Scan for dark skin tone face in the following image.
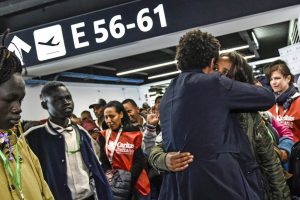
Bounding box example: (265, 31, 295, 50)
(0, 73, 25, 130)
(42, 86, 74, 127)
(123, 102, 142, 124)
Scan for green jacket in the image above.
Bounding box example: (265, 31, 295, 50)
(148, 133, 169, 172)
(238, 112, 290, 200)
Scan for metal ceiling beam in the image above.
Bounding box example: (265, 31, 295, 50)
(160, 49, 175, 56)
(59, 72, 144, 84)
(90, 65, 117, 71)
(0, 0, 60, 17)
(288, 19, 300, 44)
(90, 65, 148, 75)
(239, 31, 260, 58)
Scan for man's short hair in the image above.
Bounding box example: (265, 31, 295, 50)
(155, 96, 162, 104)
(41, 81, 66, 99)
(176, 29, 220, 71)
(122, 99, 138, 108)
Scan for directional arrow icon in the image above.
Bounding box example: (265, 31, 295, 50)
(8, 36, 31, 65)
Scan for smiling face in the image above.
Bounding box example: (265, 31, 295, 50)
(0, 73, 25, 130)
(44, 86, 74, 120)
(122, 102, 140, 123)
(270, 70, 291, 94)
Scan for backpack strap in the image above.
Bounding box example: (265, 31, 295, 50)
(258, 113, 279, 144)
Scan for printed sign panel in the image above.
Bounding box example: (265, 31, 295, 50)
(4, 0, 299, 67)
(279, 43, 300, 75)
(33, 25, 66, 61)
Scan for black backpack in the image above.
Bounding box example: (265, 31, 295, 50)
(289, 141, 300, 196)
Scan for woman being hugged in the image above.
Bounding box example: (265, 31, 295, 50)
(99, 101, 150, 200)
(218, 52, 290, 200)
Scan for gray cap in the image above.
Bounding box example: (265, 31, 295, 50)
(89, 98, 107, 109)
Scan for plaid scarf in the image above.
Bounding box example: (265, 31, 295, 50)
(275, 85, 298, 110)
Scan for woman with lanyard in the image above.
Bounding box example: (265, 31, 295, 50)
(0, 30, 54, 200)
(98, 101, 150, 200)
(265, 60, 300, 144)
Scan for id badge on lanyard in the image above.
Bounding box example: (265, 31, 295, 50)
(105, 127, 123, 164)
(275, 103, 288, 122)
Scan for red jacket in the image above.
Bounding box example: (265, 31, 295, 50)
(100, 128, 150, 196)
(269, 96, 300, 142)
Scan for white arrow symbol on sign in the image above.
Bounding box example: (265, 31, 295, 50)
(8, 36, 32, 65)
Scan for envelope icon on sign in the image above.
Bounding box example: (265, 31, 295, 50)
(34, 25, 66, 61)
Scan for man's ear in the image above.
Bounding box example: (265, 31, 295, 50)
(40, 94, 48, 110)
(202, 58, 216, 74)
(41, 100, 48, 110)
(209, 58, 216, 72)
(287, 75, 292, 83)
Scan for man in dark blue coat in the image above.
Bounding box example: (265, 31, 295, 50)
(159, 30, 275, 200)
(25, 82, 113, 200)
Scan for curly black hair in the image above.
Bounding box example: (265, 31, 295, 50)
(220, 51, 254, 84)
(0, 30, 22, 85)
(176, 30, 220, 70)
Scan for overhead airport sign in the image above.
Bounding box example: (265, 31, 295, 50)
(4, 0, 300, 67)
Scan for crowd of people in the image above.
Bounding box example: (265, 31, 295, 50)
(1, 28, 300, 200)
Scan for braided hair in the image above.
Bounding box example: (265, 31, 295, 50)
(0, 30, 22, 85)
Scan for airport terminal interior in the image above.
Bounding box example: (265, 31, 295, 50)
(1, 1, 300, 200)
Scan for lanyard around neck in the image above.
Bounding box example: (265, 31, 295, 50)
(0, 144, 24, 199)
(65, 128, 80, 154)
(105, 127, 123, 164)
(275, 103, 288, 117)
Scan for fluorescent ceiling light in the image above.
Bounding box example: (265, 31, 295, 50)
(148, 56, 281, 80)
(251, 32, 259, 48)
(244, 55, 256, 59)
(148, 54, 257, 80)
(248, 56, 280, 68)
(148, 70, 181, 80)
(117, 60, 176, 76)
(118, 45, 250, 76)
(219, 45, 249, 54)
